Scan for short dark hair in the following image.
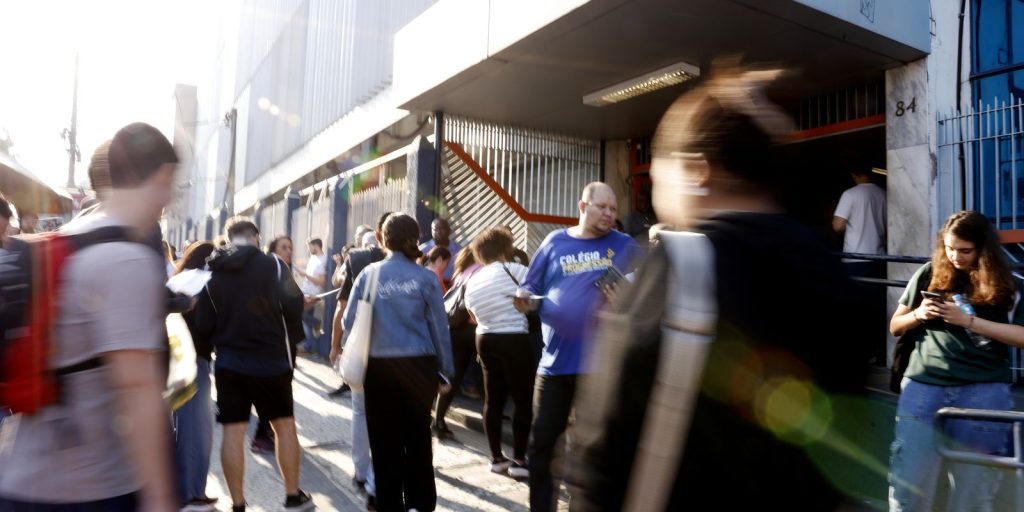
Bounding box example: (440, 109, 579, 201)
(0, 195, 11, 220)
(307, 237, 323, 249)
(107, 123, 178, 188)
(471, 227, 514, 264)
(225, 216, 259, 239)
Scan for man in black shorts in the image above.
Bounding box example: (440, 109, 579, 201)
(195, 217, 313, 511)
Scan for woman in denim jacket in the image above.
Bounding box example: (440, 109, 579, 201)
(889, 210, 1024, 511)
(342, 213, 454, 512)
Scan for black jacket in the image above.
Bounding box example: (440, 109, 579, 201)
(194, 244, 304, 376)
(569, 212, 872, 511)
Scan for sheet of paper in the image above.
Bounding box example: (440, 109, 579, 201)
(166, 269, 213, 297)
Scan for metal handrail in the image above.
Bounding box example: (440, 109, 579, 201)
(934, 407, 1024, 508)
(839, 252, 929, 264)
(838, 253, 1024, 288)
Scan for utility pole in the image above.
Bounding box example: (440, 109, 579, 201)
(222, 108, 238, 214)
(63, 52, 81, 188)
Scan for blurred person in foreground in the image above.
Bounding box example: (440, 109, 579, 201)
(0, 122, 180, 511)
(568, 62, 870, 511)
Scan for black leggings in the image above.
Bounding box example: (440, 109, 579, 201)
(434, 323, 476, 426)
(476, 332, 535, 460)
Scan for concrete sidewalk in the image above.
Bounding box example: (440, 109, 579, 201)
(202, 356, 568, 511)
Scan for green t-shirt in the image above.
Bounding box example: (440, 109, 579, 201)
(900, 262, 1020, 386)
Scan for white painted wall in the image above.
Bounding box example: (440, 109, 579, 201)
(883, 0, 971, 364)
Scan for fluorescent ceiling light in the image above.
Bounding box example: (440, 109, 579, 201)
(583, 61, 701, 107)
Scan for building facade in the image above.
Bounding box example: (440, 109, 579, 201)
(170, 0, 1021, 359)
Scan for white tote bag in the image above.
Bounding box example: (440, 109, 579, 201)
(340, 263, 380, 392)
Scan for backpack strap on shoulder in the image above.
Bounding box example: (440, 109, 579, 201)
(623, 230, 718, 512)
(67, 226, 134, 250)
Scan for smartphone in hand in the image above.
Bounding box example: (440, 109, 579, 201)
(921, 291, 946, 302)
(594, 265, 625, 290)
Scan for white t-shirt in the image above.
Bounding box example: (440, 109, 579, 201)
(834, 182, 886, 256)
(0, 213, 166, 502)
(465, 262, 529, 334)
(301, 253, 327, 296)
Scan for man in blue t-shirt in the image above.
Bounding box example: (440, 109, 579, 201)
(514, 182, 641, 512)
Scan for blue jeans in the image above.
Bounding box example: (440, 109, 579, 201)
(889, 379, 1012, 511)
(173, 358, 214, 504)
(352, 391, 377, 496)
(301, 308, 321, 354)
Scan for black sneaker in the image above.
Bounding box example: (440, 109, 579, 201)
(328, 383, 351, 397)
(366, 494, 377, 511)
(284, 489, 315, 510)
(231, 503, 246, 512)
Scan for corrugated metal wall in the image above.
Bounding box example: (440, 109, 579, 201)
(238, 0, 437, 183)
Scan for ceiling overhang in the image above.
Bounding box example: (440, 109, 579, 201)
(394, 0, 929, 140)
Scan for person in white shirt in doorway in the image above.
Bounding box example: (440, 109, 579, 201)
(833, 163, 886, 271)
(833, 160, 888, 362)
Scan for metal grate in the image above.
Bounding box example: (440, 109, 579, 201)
(444, 116, 601, 219)
(347, 178, 410, 242)
(937, 97, 1024, 229)
(796, 81, 885, 131)
(442, 145, 569, 255)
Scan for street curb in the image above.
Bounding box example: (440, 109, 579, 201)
(444, 396, 519, 448)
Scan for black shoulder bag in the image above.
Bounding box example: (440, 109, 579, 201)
(890, 267, 931, 393)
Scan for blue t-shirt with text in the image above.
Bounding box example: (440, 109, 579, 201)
(522, 229, 641, 376)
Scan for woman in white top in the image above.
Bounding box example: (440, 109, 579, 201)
(464, 227, 533, 479)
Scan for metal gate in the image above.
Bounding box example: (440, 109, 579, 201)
(937, 96, 1024, 380)
(937, 97, 1024, 229)
(442, 116, 601, 254)
(347, 177, 410, 240)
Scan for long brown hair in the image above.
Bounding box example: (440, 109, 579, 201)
(452, 245, 477, 282)
(175, 241, 215, 274)
(928, 211, 1014, 306)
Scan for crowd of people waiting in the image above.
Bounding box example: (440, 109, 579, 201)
(3, 60, 1024, 512)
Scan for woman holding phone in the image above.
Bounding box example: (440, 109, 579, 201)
(889, 210, 1024, 510)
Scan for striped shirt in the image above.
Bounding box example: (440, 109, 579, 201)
(465, 262, 529, 334)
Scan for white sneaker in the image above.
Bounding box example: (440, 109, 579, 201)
(508, 461, 529, 479)
(490, 458, 511, 474)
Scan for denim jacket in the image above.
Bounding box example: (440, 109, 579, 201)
(341, 252, 454, 377)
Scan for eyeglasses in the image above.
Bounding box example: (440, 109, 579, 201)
(587, 202, 618, 214)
